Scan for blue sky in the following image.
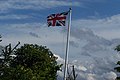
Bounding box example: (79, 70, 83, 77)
(1, 0, 120, 80)
(0, 0, 120, 23)
(0, 0, 120, 53)
(0, 0, 120, 35)
(0, 1, 119, 22)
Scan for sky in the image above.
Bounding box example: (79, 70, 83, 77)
(0, 0, 120, 40)
(0, 0, 120, 80)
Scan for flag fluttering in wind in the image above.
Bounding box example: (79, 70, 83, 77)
(47, 8, 72, 80)
(47, 11, 69, 27)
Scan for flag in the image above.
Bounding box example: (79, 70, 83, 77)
(47, 11, 69, 27)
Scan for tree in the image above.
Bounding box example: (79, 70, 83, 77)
(67, 65, 78, 80)
(114, 45, 120, 80)
(0, 42, 20, 66)
(0, 44, 62, 80)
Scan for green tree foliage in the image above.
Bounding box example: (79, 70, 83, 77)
(0, 44, 62, 80)
(114, 45, 120, 80)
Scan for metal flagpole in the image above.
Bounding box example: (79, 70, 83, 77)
(63, 8, 72, 80)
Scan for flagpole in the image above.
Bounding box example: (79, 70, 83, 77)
(64, 8, 72, 80)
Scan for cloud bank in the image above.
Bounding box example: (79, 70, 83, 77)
(0, 0, 81, 11)
(73, 14, 120, 40)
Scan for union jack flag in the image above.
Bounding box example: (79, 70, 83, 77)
(47, 11, 69, 27)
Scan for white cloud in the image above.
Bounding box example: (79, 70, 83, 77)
(86, 73, 96, 80)
(0, 22, 44, 29)
(0, 14, 31, 20)
(0, 0, 81, 11)
(55, 53, 119, 80)
(54, 54, 64, 64)
(77, 65, 87, 71)
(73, 14, 120, 40)
(102, 71, 117, 80)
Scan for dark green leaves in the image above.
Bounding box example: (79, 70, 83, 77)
(0, 44, 62, 80)
(114, 45, 120, 80)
